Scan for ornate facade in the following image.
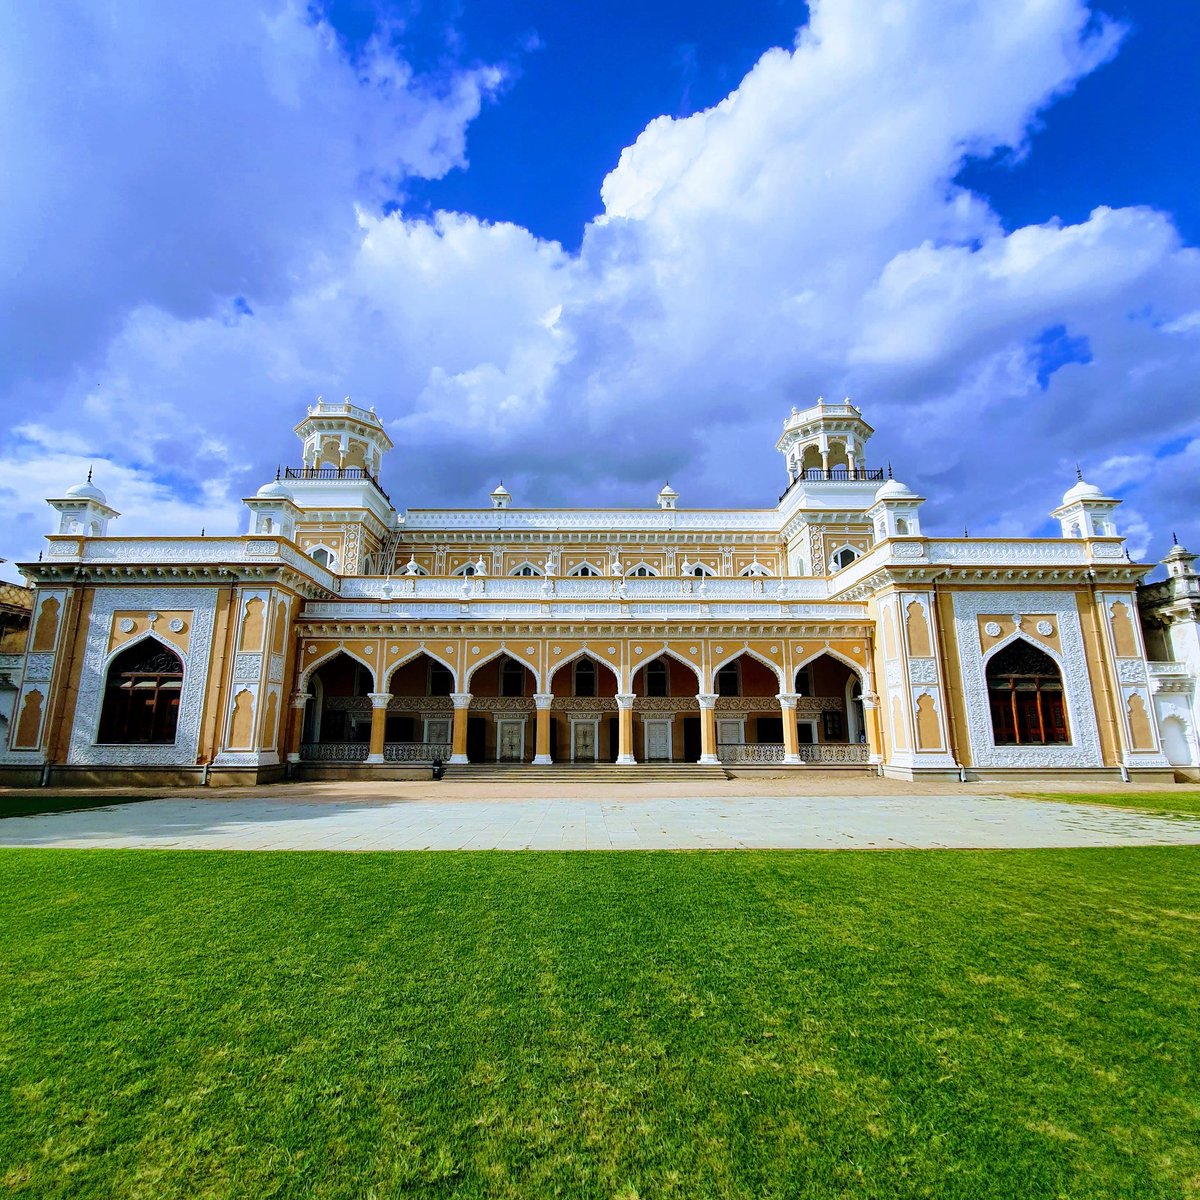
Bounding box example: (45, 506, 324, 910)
(2, 397, 1196, 786)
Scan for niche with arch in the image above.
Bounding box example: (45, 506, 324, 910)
(98, 639, 184, 744)
(986, 640, 1068, 746)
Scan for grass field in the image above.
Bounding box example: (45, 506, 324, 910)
(1, 848, 1197, 1199)
(1025, 790, 1200, 817)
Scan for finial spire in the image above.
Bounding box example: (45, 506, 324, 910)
(887, 462, 893, 479)
(1075, 463, 1083, 481)
(1173, 531, 1179, 545)
(87, 465, 93, 484)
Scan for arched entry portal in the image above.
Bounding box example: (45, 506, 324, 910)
(630, 653, 703, 762)
(789, 653, 868, 762)
(384, 652, 458, 760)
(466, 653, 539, 762)
(301, 652, 373, 758)
(548, 653, 620, 762)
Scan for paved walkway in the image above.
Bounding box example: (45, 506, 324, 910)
(2, 794, 1198, 851)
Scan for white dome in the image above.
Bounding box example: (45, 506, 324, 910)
(491, 482, 511, 497)
(65, 480, 107, 504)
(658, 482, 678, 497)
(873, 477, 916, 502)
(1062, 478, 1105, 505)
(256, 479, 294, 500)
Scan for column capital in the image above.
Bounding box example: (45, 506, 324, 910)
(450, 692, 473, 709)
(533, 692, 555, 710)
(776, 691, 799, 708)
(860, 692, 880, 709)
(615, 693, 636, 710)
(289, 691, 311, 710)
(367, 692, 392, 709)
(696, 692, 719, 710)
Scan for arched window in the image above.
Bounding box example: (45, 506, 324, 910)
(453, 563, 477, 577)
(311, 546, 337, 570)
(428, 662, 453, 697)
(569, 563, 601, 577)
(716, 661, 740, 697)
(895, 518, 908, 535)
(98, 639, 184, 744)
(626, 564, 658, 578)
(832, 547, 858, 571)
(645, 660, 669, 697)
(986, 640, 1069, 746)
(740, 562, 771, 577)
(500, 657, 526, 697)
(510, 563, 543, 577)
(574, 658, 596, 697)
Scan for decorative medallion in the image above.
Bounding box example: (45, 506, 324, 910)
(527, 646, 536, 654)
(983, 621, 1002, 638)
(471, 645, 480, 654)
(390, 645, 399, 653)
(714, 645, 723, 654)
(306, 644, 317, 654)
(633, 645, 642, 654)
(852, 645, 861, 654)
(444, 645, 454, 654)
(607, 646, 616, 654)
(168, 618, 185, 633)
(1035, 620, 1054, 637)
(553, 646, 561, 654)
(364, 645, 374, 654)
(1012, 614, 1024, 628)
(146, 611, 159, 624)
(689, 646, 698, 655)
(770, 645, 778, 654)
(118, 617, 135, 633)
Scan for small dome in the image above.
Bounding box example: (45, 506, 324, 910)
(491, 482, 511, 498)
(1062, 478, 1105, 505)
(256, 479, 294, 500)
(657, 482, 678, 497)
(65, 480, 107, 503)
(874, 477, 916, 502)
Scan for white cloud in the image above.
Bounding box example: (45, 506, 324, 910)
(3, 0, 1199, 585)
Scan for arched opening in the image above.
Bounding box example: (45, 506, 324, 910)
(98, 639, 184, 744)
(549, 654, 619, 762)
(986, 639, 1069, 746)
(510, 562, 543, 577)
(380, 652, 459, 761)
(466, 654, 538, 762)
(740, 562, 771, 577)
(801, 444, 823, 476)
(301, 652, 373, 755)
(568, 562, 602, 577)
(630, 653, 702, 762)
(453, 562, 478, 577)
(310, 546, 337, 571)
(686, 562, 716, 578)
(626, 564, 658, 578)
(895, 518, 908, 535)
(1161, 715, 1194, 767)
(712, 653, 782, 760)
(787, 654, 865, 759)
(832, 547, 858, 571)
(827, 441, 849, 470)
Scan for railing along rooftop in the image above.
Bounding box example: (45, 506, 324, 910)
(284, 466, 392, 504)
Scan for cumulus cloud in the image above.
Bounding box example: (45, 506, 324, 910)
(2, 0, 1198, 584)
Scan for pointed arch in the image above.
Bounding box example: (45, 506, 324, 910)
(628, 645, 703, 691)
(547, 646, 621, 691)
(567, 560, 603, 577)
(382, 646, 459, 692)
(464, 645, 540, 690)
(708, 646, 785, 692)
(508, 561, 544, 577)
(97, 634, 185, 745)
(624, 562, 659, 578)
(299, 644, 379, 691)
(830, 545, 859, 571)
(793, 646, 867, 687)
(985, 636, 1069, 746)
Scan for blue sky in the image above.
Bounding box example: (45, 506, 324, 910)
(0, 0, 1198, 580)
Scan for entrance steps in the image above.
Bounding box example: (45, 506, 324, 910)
(445, 763, 730, 783)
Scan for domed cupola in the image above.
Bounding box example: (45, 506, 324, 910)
(1051, 467, 1121, 540)
(490, 482, 512, 510)
(866, 467, 924, 541)
(46, 468, 120, 537)
(244, 471, 300, 540)
(656, 482, 678, 510)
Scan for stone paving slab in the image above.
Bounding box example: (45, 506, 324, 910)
(1, 794, 1199, 851)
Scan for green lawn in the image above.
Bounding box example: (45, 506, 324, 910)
(1, 849, 1197, 1199)
(1022, 790, 1200, 817)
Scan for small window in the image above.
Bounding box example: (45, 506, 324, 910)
(740, 562, 771, 577)
(453, 563, 477, 577)
(311, 546, 337, 570)
(574, 659, 597, 697)
(832, 547, 858, 571)
(626, 564, 658, 578)
(570, 563, 601, 577)
(428, 662, 453, 696)
(644, 660, 669, 697)
(510, 563, 543, 577)
(500, 657, 526, 697)
(689, 563, 716, 577)
(716, 661, 740, 697)
(895, 518, 908, 535)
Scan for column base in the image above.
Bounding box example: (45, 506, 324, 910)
(365, 753, 385, 764)
(698, 754, 720, 766)
(783, 754, 802, 765)
(286, 752, 300, 764)
(449, 754, 468, 765)
(532, 754, 552, 765)
(616, 754, 636, 765)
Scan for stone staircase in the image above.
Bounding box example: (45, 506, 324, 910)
(444, 762, 730, 783)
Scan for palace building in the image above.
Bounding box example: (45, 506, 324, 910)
(1, 396, 1197, 786)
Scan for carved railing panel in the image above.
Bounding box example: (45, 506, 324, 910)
(718, 743, 786, 764)
(797, 743, 870, 764)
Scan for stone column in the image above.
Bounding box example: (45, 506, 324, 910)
(366, 692, 391, 763)
(777, 692, 801, 764)
(533, 693, 554, 765)
(616, 693, 636, 765)
(698, 693, 719, 765)
(861, 691, 884, 766)
(286, 692, 310, 763)
(449, 692, 472, 764)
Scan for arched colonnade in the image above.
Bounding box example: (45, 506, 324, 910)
(290, 638, 879, 766)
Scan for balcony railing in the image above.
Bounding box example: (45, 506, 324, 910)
(284, 466, 391, 504)
(299, 741, 450, 762)
(798, 743, 870, 764)
(779, 467, 885, 501)
(718, 743, 786, 764)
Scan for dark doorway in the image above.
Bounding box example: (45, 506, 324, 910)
(467, 716, 487, 762)
(682, 716, 701, 762)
